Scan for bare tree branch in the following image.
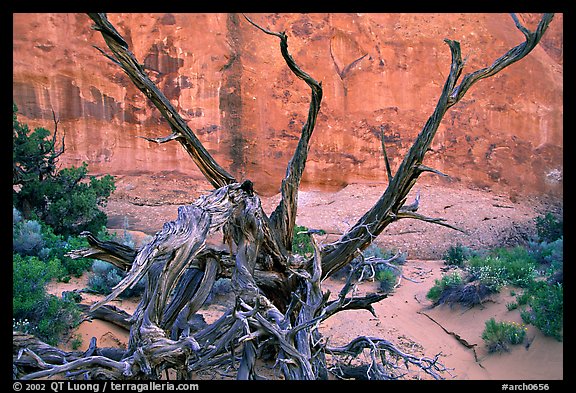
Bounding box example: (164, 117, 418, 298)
(447, 13, 554, 107)
(244, 14, 323, 251)
(318, 13, 554, 279)
(380, 129, 393, 183)
(87, 13, 236, 189)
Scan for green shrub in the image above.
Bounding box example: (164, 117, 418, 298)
(58, 235, 93, 277)
(13, 104, 116, 237)
(12, 254, 80, 345)
(34, 296, 81, 345)
(13, 254, 63, 313)
(292, 225, 315, 256)
(515, 291, 530, 306)
(481, 318, 527, 353)
(12, 209, 94, 279)
(87, 260, 146, 298)
(496, 247, 538, 287)
(520, 281, 563, 341)
(443, 243, 475, 266)
(71, 334, 83, 350)
(426, 272, 464, 302)
(374, 266, 398, 293)
(527, 237, 563, 267)
(535, 212, 563, 243)
(466, 246, 537, 290)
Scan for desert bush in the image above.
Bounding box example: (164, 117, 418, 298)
(13, 254, 81, 345)
(70, 334, 83, 350)
(467, 263, 508, 292)
(58, 235, 94, 278)
(481, 318, 527, 353)
(374, 265, 399, 293)
(292, 225, 315, 257)
(13, 104, 116, 237)
(87, 259, 146, 298)
(211, 277, 233, 297)
(205, 278, 234, 306)
(520, 281, 563, 341)
(535, 212, 563, 243)
(13, 218, 49, 258)
(443, 243, 476, 267)
(13, 208, 94, 279)
(434, 281, 494, 308)
(426, 271, 464, 303)
(466, 246, 537, 290)
(364, 244, 401, 262)
(515, 291, 531, 306)
(13, 254, 63, 313)
(34, 295, 82, 345)
(526, 237, 563, 284)
(87, 230, 146, 297)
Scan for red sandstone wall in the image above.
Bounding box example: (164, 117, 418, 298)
(12, 13, 563, 198)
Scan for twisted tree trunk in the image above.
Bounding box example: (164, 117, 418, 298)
(13, 13, 554, 381)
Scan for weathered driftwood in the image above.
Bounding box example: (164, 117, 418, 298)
(13, 13, 554, 380)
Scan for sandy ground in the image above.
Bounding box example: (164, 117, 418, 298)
(47, 260, 563, 380)
(45, 176, 563, 380)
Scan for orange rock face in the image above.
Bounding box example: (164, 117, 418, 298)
(13, 13, 563, 199)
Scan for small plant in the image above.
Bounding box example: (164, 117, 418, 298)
(292, 225, 325, 257)
(443, 243, 474, 266)
(70, 334, 83, 350)
(506, 302, 518, 311)
(535, 212, 563, 243)
(426, 272, 464, 303)
(515, 291, 530, 306)
(482, 318, 527, 353)
(13, 318, 31, 334)
(87, 260, 146, 298)
(466, 247, 537, 291)
(374, 266, 399, 293)
(520, 281, 563, 341)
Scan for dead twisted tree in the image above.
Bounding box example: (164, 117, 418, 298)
(13, 13, 554, 380)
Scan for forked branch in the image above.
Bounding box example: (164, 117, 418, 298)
(318, 13, 554, 279)
(87, 13, 236, 189)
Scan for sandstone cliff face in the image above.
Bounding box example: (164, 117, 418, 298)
(13, 13, 563, 199)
